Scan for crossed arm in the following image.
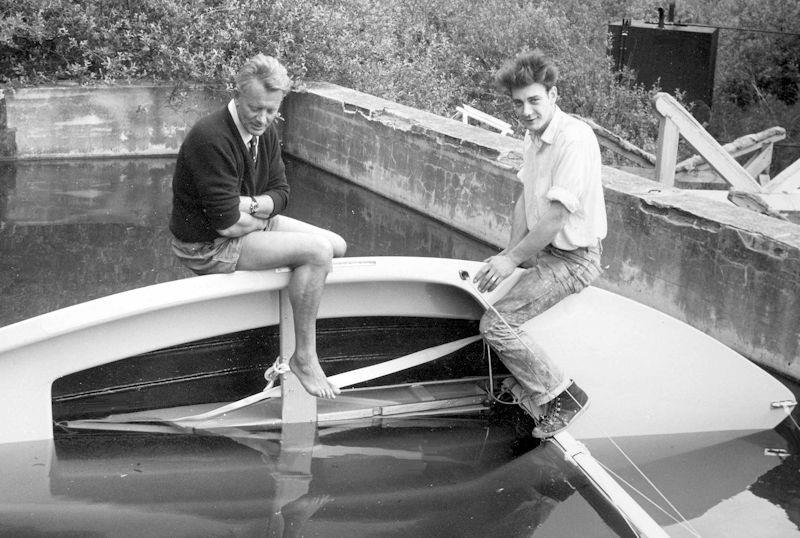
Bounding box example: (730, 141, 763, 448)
(216, 194, 277, 237)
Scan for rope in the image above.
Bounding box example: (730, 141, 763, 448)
(776, 401, 800, 430)
(459, 268, 697, 534)
(482, 340, 521, 406)
(263, 357, 291, 391)
(602, 436, 701, 537)
(458, 270, 560, 398)
(596, 460, 703, 537)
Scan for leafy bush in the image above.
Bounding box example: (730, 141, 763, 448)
(4, 0, 795, 167)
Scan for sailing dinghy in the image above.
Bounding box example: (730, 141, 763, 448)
(0, 256, 792, 447)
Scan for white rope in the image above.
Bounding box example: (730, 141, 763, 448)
(596, 459, 703, 537)
(482, 340, 521, 406)
(263, 357, 291, 391)
(776, 401, 799, 430)
(459, 268, 696, 535)
(458, 270, 560, 397)
(602, 436, 702, 537)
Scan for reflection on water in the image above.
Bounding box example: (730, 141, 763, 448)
(0, 156, 799, 536)
(2, 416, 798, 537)
(0, 414, 637, 538)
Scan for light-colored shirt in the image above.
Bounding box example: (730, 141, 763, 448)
(517, 106, 607, 250)
(227, 99, 254, 146)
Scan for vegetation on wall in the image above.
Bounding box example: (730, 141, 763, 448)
(1, 0, 797, 169)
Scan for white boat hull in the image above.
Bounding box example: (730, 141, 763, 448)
(0, 256, 792, 444)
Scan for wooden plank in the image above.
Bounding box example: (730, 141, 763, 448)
(552, 432, 670, 538)
(653, 93, 762, 192)
(764, 157, 800, 193)
(456, 104, 513, 136)
(654, 115, 679, 186)
(743, 192, 800, 212)
(575, 114, 657, 167)
(743, 143, 774, 179)
(378, 395, 487, 416)
(726, 191, 789, 220)
(676, 126, 785, 172)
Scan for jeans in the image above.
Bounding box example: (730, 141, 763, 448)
(479, 244, 602, 406)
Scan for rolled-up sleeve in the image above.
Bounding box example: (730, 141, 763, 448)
(546, 185, 580, 213)
(547, 135, 595, 214)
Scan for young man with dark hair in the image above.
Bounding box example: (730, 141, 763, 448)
(475, 50, 607, 438)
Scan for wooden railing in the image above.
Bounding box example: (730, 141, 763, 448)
(653, 93, 762, 190)
(576, 115, 657, 168)
(454, 104, 513, 136)
(652, 92, 800, 219)
(675, 126, 785, 182)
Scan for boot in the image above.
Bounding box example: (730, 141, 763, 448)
(532, 381, 590, 438)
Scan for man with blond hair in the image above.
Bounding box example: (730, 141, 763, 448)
(170, 53, 345, 399)
(475, 50, 607, 437)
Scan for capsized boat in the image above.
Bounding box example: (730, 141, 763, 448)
(0, 256, 793, 447)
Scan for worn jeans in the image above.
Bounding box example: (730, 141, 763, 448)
(479, 244, 602, 406)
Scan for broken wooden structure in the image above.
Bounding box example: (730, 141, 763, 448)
(652, 92, 800, 221)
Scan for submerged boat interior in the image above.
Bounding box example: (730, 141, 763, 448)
(52, 315, 491, 424)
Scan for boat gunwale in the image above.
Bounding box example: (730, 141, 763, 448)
(0, 256, 503, 355)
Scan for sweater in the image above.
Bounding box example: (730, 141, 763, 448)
(169, 107, 290, 242)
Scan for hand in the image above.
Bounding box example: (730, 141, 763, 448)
(474, 254, 516, 293)
(249, 214, 270, 232)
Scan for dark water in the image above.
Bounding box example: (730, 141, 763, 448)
(0, 157, 495, 327)
(0, 157, 799, 537)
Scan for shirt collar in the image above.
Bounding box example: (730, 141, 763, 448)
(533, 105, 563, 146)
(227, 99, 253, 145)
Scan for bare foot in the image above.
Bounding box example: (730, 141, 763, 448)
(289, 355, 340, 399)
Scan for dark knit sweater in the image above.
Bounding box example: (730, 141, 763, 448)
(169, 107, 289, 242)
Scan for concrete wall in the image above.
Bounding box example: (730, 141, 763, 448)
(5, 83, 800, 381)
(282, 83, 800, 382)
(5, 85, 220, 158)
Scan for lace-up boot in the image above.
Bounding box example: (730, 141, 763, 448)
(532, 381, 590, 438)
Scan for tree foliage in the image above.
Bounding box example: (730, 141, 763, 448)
(1, 0, 797, 163)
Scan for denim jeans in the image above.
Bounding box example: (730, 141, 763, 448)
(479, 244, 602, 406)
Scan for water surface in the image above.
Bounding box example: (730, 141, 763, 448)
(0, 156, 798, 536)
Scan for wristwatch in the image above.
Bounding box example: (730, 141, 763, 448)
(249, 196, 259, 215)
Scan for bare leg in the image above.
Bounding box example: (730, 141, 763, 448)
(286, 261, 340, 399)
(270, 215, 347, 258)
(238, 223, 345, 399)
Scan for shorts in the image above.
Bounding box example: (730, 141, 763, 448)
(170, 236, 244, 275)
(171, 218, 278, 275)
